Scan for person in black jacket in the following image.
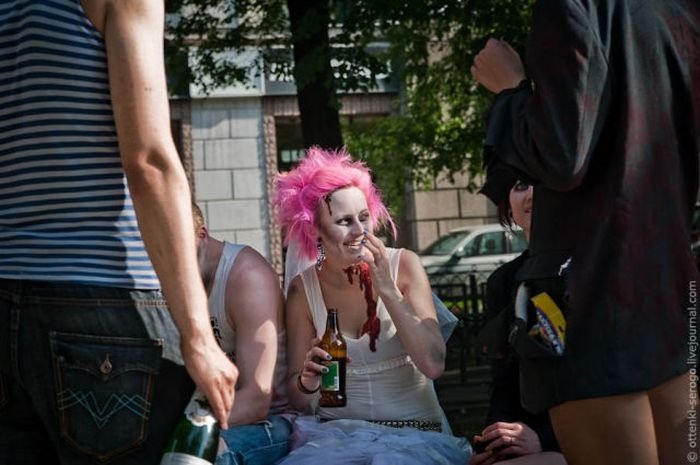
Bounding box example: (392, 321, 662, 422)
(470, 180, 566, 465)
(471, 1, 699, 464)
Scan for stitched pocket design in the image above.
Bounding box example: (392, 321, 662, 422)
(50, 331, 162, 462)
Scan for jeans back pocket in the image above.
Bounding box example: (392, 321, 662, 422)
(50, 331, 162, 462)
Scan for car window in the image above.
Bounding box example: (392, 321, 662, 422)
(460, 236, 478, 257)
(473, 231, 506, 256)
(508, 230, 528, 253)
(420, 230, 471, 256)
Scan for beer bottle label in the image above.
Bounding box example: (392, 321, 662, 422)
(321, 361, 340, 391)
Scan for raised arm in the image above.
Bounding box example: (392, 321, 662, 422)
(472, 0, 611, 191)
(225, 248, 284, 425)
(86, 0, 237, 426)
(360, 235, 445, 379)
(471, 38, 525, 94)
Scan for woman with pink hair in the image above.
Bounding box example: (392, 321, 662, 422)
(274, 147, 470, 464)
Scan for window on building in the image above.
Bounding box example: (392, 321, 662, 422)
(276, 117, 304, 172)
(275, 114, 388, 172)
(279, 149, 305, 168)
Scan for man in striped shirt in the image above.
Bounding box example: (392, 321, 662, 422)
(0, 1, 237, 463)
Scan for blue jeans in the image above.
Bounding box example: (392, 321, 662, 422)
(0, 279, 194, 464)
(216, 415, 292, 465)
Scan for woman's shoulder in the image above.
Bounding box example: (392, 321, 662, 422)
(287, 273, 310, 307)
(485, 251, 529, 312)
(487, 250, 529, 288)
(393, 248, 427, 281)
(393, 247, 420, 266)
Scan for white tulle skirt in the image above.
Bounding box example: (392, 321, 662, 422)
(277, 416, 472, 465)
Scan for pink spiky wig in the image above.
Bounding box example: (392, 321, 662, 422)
(273, 147, 396, 261)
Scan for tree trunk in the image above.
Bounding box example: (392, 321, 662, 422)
(286, 0, 344, 150)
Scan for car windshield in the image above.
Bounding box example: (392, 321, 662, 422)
(420, 230, 472, 256)
(510, 230, 528, 252)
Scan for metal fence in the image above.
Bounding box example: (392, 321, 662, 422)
(429, 269, 493, 382)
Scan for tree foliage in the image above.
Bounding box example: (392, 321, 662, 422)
(165, 0, 389, 97)
(165, 0, 289, 93)
(343, 0, 535, 216)
(165, 0, 535, 214)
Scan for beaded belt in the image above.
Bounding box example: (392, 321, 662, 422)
(368, 419, 442, 432)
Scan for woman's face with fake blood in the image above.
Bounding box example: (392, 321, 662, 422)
(316, 186, 373, 268)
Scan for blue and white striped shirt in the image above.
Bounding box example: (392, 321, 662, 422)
(0, 0, 159, 288)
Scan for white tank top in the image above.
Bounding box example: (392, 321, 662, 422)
(209, 242, 288, 414)
(301, 248, 446, 423)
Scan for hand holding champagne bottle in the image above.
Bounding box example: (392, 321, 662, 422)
(161, 389, 221, 464)
(180, 331, 238, 429)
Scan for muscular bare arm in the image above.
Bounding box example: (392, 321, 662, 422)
(225, 248, 284, 425)
(82, 0, 237, 427)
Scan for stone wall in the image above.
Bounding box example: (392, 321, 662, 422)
(191, 97, 271, 259)
(404, 171, 498, 252)
(186, 93, 498, 263)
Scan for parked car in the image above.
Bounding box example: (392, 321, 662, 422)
(420, 224, 527, 275)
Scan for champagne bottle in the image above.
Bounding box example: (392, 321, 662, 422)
(160, 389, 220, 464)
(319, 308, 347, 407)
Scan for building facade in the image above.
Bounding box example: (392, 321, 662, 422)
(169, 60, 496, 275)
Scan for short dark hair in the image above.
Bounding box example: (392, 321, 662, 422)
(497, 180, 530, 231)
(497, 198, 514, 229)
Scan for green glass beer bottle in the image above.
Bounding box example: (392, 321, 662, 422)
(160, 389, 220, 464)
(319, 308, 347, 407)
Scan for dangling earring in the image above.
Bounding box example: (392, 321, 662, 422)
(316, 239, 326, 271)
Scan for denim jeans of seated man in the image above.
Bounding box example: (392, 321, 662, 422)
(216, 414, 292, 465)
(0, 279, 194, 465)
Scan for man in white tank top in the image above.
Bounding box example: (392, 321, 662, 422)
(193, 204, 292, 465)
